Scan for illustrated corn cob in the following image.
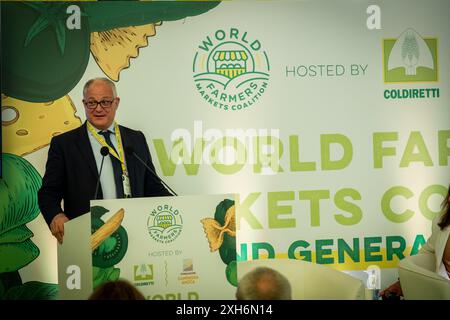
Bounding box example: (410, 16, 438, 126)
(91, 208, 124, 251)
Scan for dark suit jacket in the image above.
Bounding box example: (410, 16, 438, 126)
(38, 122, 171, 225)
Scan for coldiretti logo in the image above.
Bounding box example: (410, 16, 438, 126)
(133, 264, 154, 284)
(383, 28, 438, 82)
(193, 28, 270, 111)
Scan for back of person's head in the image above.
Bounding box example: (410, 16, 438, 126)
(236, 266, 292, 300)
(88, 279, 145, 300)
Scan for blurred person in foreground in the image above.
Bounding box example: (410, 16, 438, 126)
(380, 183, 450, 299)
(88, 279, 145, 300)
(236, 266, 292, 300)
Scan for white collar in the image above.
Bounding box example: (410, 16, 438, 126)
(88, 121, 116, 133)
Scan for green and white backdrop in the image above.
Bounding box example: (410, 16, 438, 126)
(1, 0, 449, 299)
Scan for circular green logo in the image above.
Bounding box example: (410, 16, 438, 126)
(193, 28, 270, 111)
(147, 205, 183, 244)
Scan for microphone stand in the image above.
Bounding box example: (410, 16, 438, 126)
(127, 147, 177, 196)
(94, 146, 110, 199)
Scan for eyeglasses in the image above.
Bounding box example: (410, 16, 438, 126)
(83, 99, 115, 109)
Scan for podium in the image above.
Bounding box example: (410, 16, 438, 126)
(57, 194, 237, 300)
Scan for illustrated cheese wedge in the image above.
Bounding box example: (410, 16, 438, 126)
(1, 94, 82, 156)
(90, 22, 161, 81)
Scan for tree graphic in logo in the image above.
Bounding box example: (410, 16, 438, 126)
(384, 28, 437, 82)
(134, 264, 154, 282)
(193, 28, 270, 111)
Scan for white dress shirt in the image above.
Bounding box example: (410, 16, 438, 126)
(87, 123, 122, 199)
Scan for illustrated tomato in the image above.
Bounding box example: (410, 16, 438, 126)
(1, 2, 90, 102)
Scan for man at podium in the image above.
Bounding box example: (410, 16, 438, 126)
(38, 78, 171, 244)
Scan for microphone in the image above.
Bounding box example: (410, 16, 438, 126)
(94, 146, 110, 200)
(125, 146, 177, 196)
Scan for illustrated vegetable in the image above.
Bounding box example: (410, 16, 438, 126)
(91, 216, 128, 269)
(0, 153, 58, 300)
(1, 2, 91, 102)
(2, 1, 221, 102)
(92, 266, 120, 290)
(91, 208, 125, 250)
(0, 153, 42, 272)
(84, 2, 221, 32)
(90, 207, 128, 289)
(225, 260, 237, 287)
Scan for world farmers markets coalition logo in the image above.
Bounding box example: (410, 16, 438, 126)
(193, 28, 270, 111)
(147, 205, 183, 244)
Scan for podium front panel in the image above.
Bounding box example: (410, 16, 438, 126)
(58, 194, 237, 300)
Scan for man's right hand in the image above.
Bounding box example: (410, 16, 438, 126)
(379, 280, 403, 299)
(50, 213, 69, 244)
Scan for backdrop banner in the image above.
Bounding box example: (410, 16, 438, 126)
(1, 0, 449, 299)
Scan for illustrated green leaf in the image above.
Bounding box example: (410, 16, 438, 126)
(0, 239, 40, 273)
(55, 20, 66, 55)
(225, 260, 237, 287)
(23, 2, 46, 12)
(0, 271, 22, 299)
(90, 206, 110, 219)
(219, 245, 236, 265)
(24, 16, 50, 47)
(110, 268, 120, 282)
(214, 199, 234, 225)
(0, 154, 42, 237)
(0, 225, 33, 245)
(3, 281, 58, 300)
(92, 266, 121, 290)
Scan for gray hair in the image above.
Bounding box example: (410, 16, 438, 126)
(236, 267, 292, 300)
(83, 77, 117, 98)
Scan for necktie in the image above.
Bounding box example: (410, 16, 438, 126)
(98, 130, 125, 198)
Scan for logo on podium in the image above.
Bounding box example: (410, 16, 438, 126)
(178, 259, 199, 285)
(147, 204, 183, 244)
(133, 264, 154, 287)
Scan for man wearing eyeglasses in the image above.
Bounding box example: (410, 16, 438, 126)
(38, 78, 171, 244)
